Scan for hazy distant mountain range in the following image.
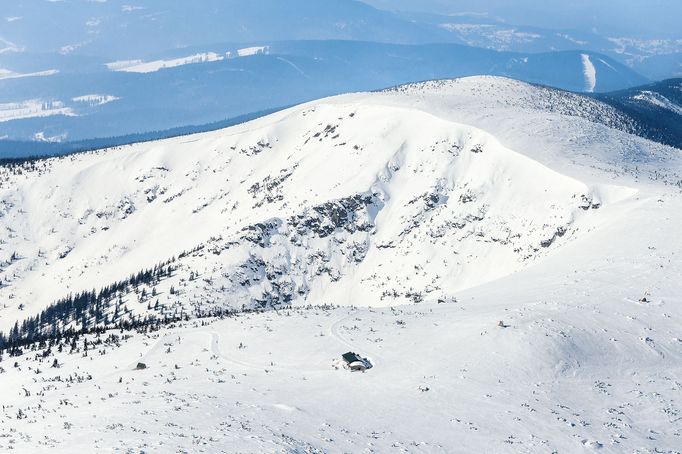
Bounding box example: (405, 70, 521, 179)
(0, 0, 679, 155)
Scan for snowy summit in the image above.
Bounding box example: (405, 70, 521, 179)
(0, 75, 681, 452)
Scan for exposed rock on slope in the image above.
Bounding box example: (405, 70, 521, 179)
(0, 77, 676, 340)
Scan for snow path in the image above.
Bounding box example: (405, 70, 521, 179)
(208, 309, 383, 372)
(328, 310, 363, 353)
(209, 330, 279, 371)
(276, 56, 310, 78)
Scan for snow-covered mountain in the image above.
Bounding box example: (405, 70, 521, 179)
(2, 0, 663, 155)
(0, 40, 646, 153)
(0, 75, 678, 335)
(1, 77, 681, 452)
(596, 78, 682, 149)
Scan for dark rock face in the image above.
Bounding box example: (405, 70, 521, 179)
(248, 165, 297, 208)
(241, 220, 283, 248)
(226, 192, 382, 309)
(289, 193, 379, 238)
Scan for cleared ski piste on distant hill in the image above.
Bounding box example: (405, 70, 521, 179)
(0, 76, 681, 452)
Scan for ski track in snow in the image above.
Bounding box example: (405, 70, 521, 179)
(208, 330, 282, 371)
(275, 56, 310, 78)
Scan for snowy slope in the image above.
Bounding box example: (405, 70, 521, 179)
(1, 195, 681, 452)
(1, 76, 681, 452)
(3, 76, 674, 334)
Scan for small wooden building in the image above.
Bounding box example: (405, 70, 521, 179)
(341, 352, 370, 372)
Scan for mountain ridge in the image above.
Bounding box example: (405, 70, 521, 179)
(0, 42, 648, 153)
(1, 76, 678, 337)
(1, 76, 681, 453)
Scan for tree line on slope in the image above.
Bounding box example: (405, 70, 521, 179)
(0, 262, 176, 351)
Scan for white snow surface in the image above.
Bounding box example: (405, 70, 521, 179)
(581, 53, 597, 93)
(106, 52, 224, 73)
(0, 76, 681, 452)
(237, 45, 270, 57)
(0, 99, 75, 122)
(72, 94, 120, 106)
(633, 90, 682, 116)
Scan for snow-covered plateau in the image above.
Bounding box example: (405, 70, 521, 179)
(0, 76, 681, 453)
